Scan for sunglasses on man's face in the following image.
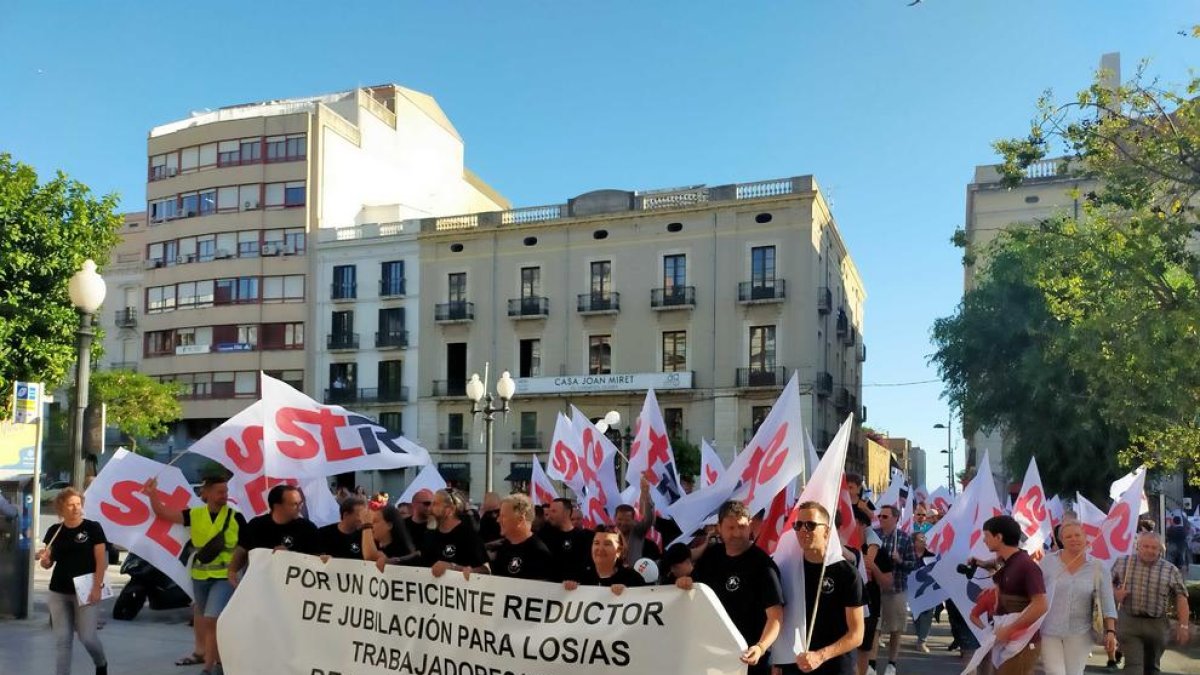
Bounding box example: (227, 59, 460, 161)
(878, 514, 892, 520)
(792, 520, 828, 532)
(418, 500, 432, 507)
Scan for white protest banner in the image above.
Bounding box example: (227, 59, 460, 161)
(1092, 467, 1144, 568)
(84, 449, 200, 598)
(260, 373, 430, 478)
(700, 439, 724, 488)
(398, 464, 447, 505)
(529, 456, 558, 506)
(928, 487, 954, 518)
(219, 550, 747, 675)
(1012, 457, 1054, 553)
(546, 413, 587, 496)
(625, 390, 684, 512)
(570, 406, 623, 523)
(772, 414, 852, 661)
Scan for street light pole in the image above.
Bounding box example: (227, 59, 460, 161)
(466, 366, 515, 494)
(67, 260, 106, 491)
(934, 414, 954, 495)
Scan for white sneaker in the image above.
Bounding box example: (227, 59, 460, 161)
(865, 667, 876, 675)
(884, 665, 897, 675)
(918, 641, 930, 653)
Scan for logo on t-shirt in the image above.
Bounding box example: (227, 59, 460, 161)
(443, 544, 457, 559)
(822, 576, 836, 595)
(725, 575, 742, 592)
(350, 542, 361, 554)
(281, 535, 295, 549)
(73, 531, 89, 544)
(507, 557, 523, 574)
(562, 539, 573, 551)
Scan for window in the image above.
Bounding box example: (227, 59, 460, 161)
(447, 413, 464, 448)
(284, 181, 305, 207)
(663, 254, 686, 289)
(518, 412, 538, 448)
(239, 184, 260, 210)
(751, 246, 777, 286)
(240, 138, 261, 164)
(264, 275, 304, 303)
(329, 362, 357, 391)
(149, 153, 173, 180)
(195, 280, 214, 307)
(265, 183, 285, 208)
(379, 307, 405, 337)
(180, 146, 199, 172)
(149, 198, 177, 223)
(331, 311, 354, 338)
(267, 134, 306, 162)
(589, 335, 611, 375)
(178, 237, 196, 262)
(333, 265, 356, 299)
(749, 325, 776, 371)
(520, 267, 541, 298)
(177, 281, 197, 309)
(217, 140, 240, 166)
(215, 277, 258, 305)
(147, 285, 175, 313)
(238, 231, 260, 258)
(379, 412, 403, 436)
(148, 242, 164, 265)
(198, 143, 217, 168)
(197, 235, 216, 262)
(284, 228, 306, 253)
(662, 331, 687, 372)
(216, 186, 238, 211)
(144, 330, 173, 356)
(519, 339, 541, 378)
(590, 261, 611, 297)
(448, 272, 467, 303)
(235, 372, 257, 397)
(199, 190, 216, 216)
(378, 361, 403, 398)
(381, 261, 405, 295)
(236, 324, 258, 346)
(261, 322, 304, 350)
(265, 369, 304, 391)
(664, 408, 684, 439)
(751, 406, 771, 433)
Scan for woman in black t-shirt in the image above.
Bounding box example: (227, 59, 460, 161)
(362, 505, 418, 571)
(38, 488, 109, 675)
(563, 527, 646, 594)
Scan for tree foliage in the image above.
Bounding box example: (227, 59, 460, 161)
(670, 435, 700, 483)
(90, 370, 183, 453)
(933, 60, 1200, 493)
(0, 154, 121, 405)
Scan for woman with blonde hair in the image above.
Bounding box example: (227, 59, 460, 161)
(1039, 520, 1117, 675)
(38, 487, 109, 675)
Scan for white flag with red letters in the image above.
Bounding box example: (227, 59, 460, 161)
(1011, 457, 1054, 553)
(700, 439, 725, 488)
(529, 456, 559, 506)
(570, 406, 623, 521)
(1091, 468, 1145, 568)
(546, 413, 586, 495)
(626, 389, 684, 512)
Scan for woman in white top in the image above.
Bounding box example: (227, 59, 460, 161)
(1039, 521, 1118, 675)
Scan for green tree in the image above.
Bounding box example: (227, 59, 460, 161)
(670, 436, 701, 484)
(91, 370, 183, 454)
(0, 153, 122, 404)
(934, 58, 1200, 490)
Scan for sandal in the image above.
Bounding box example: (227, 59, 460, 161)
(176, 653, 205, 666)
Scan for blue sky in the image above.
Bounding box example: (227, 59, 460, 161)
(2, 1, 1197, 490)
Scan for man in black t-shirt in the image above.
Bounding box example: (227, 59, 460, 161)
(316, 496, 369, 560)
(403, 488, 435, 553)
(677, 500, 783, 675)
(778, 501, 865, 675)
(228, 485, 319, 585)
(490, 494, 553, 581)
(538, 498, 593, 581)
(478, 491, 502, 544)
(423, 489, 488, 577)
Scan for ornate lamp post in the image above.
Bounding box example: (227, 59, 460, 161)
(67, 260, 106, 490)
(467, 367, 515, 493)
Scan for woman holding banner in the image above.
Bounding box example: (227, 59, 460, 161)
(563, 527, 647, 594)
(38, 488, 109, 675)
(1039, 521, 1117, 674)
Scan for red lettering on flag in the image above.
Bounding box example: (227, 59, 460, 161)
(224, 425, 264, 474)
(99, 480, 192, 556)
(551, 441, 580, 482)
(275, 407, 361, 462)
(1014, 486, 1047, 537)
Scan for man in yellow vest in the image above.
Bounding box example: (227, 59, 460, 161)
(145, 475, 245, 675)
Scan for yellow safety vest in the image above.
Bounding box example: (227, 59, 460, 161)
(189, 505, 239, 580)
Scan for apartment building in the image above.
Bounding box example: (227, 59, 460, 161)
(366, 175, 867, 499)
(97, 212, 149, 372)
(137, 85, 506, 443)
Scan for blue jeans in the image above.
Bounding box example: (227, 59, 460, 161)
(914, 608, 934, 643)
(46, 590, 106, 675)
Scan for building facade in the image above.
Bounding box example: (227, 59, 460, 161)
(134, 85, 505, 446)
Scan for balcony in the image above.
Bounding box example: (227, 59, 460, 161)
(375, 330, 409, 349)
(512, 432, 544, 450)
(114, 308, 137, 328)
(331, 283, 357, 302)
(841, 324, 857, 347)
(738, 280, 786, 304)
(379, 278, 406, 297)
(577, 292, 620, 315)
(435, 301, 474, 323)
(324, 387, 410, 405)
(651, 286, 696, 311)
(818, 287, 832, 314)
(508, 297, 549, 319)
(834, 388, 850, 410)
(858, 343, 867, 363)
(431, 380, 467, 398)
(736, 367, 786, 388)
(439, 433, 467, 451)
(816, 372, 833, 396)
(326, 333, 359, 351)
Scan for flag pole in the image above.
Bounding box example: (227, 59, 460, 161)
(805, 561, 830, 650)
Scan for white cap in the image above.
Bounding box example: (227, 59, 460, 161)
(633, 558, 659, 583)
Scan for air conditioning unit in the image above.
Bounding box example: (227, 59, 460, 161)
(262, 245, 280, 256)
(243, 201, 259, 210)
(167, 167, 178, 177)
(176, 256, 188, 264)
(214, 249, 233, 259)
(183, 210, 196, 218)
(144, 259, 162, 270)
(282, 244, 296, 255)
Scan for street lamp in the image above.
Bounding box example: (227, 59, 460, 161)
(595, 411, 630, 483)
(467, 367, 515, 494)
(934, 417, 954, 495)
(67, 260, 106, 490)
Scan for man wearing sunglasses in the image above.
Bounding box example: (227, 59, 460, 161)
(873, 505, 916, 675)
(779, 501, 865, 675)
(228, 485, 318, 587)
(403, 488, 435, 551)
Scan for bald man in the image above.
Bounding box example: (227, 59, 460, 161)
(1112, 533, 1190, 674)
(404, 489, 435, 551)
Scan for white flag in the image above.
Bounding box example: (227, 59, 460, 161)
(529, 456, 559, 506)
(625, 390, 684, 511)
(1092, 467, 1145, 568)
(546, 413, 586, 495)
(1011, 457, 1054, 553)
(771, 414, 852, 661)
(398, 463, 447, 505)
(1109, 468, 1151, 515)
(570, 406, 624, 520)
(700, 439, 725, 488)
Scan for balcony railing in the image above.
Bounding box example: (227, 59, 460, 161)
(435, 301, 474, 323)
(577, 292, 620, 314)
(816, 372, 833, 396)
(508, 296, 550, 319)
(738, 280, 786, 303)
(431, 380, 467, 398)
(379, 278, 406, 297)
(834, 388, 850, 410)
(818, 287, 832, 314)
(114, 308, 137, 327)
(439, 433, 467, 450)
(326, 333, 359, 350)
(375, 330, 409, 349)
(651, 286, 695, 310)
(325, 386, 410, 405)
(331, 283, 357, 301)
(736, 367, 786, 388)
(512, 432, 544, 450)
